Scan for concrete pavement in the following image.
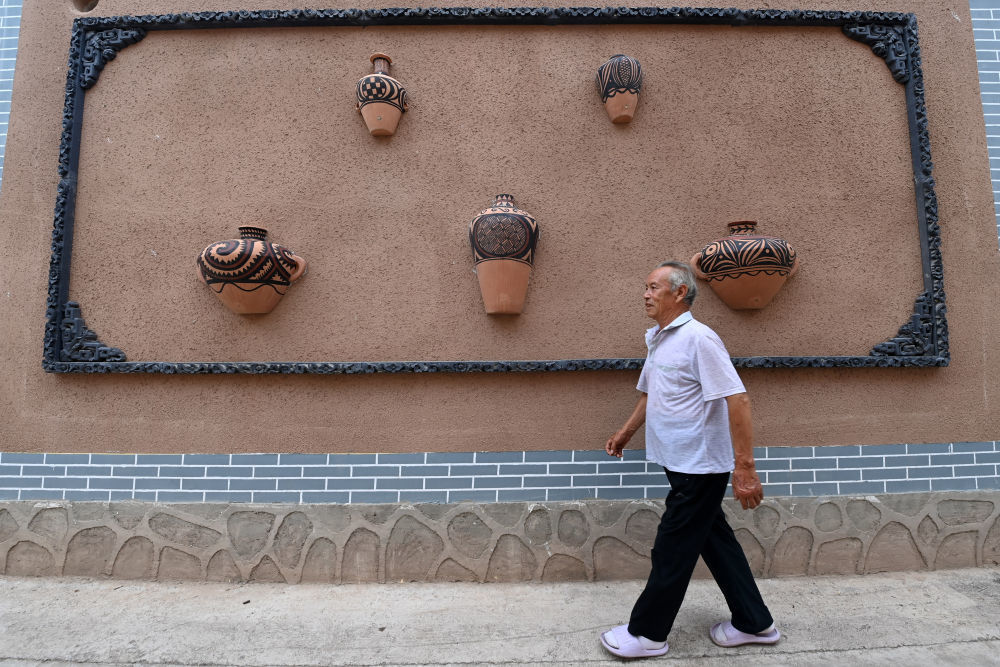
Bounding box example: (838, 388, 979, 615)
(1, 568, 999, 666)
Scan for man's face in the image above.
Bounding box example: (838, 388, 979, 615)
(644, 267, 686, 322)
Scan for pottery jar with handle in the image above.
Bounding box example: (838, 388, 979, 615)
(356, 52, 408, 136)
(197, 226, 307, 315)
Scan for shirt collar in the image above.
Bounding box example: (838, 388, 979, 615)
(645, 311, 693, 345)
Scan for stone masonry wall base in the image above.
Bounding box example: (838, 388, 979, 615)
(0, 492, 997, 583)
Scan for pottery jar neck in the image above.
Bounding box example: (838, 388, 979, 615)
(371, 53, 392, 75)
(727, 221, 757, 236)
(493, 194, 517, 208)
(238, 226, 269, 241)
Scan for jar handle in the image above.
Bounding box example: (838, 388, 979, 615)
(689, 252, 708, 280)
(288, 254, 308, 283)
(788, 254, 800, 279)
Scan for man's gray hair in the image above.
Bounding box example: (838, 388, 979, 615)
(656, 261, 698, 306)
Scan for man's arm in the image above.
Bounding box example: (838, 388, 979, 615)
(606, 393, 647, 458)
(725, 392, 763, 509)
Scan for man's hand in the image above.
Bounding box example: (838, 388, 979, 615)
(606, 430, 631, 458)
(606, 394, 647, 458)
(732, 465, 763, 509)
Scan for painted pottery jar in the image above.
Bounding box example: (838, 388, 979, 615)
(197, 226, 308, 315)
(356, 52, 408, 136)
(469, 194, 539, 315)
(690, 221, 798, 310)
(596, 54, 643, 124)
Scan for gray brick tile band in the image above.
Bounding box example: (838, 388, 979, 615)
(499, 489, 547, 501)
(278, 479, 325, 491)
(91, 478, 134, 490)
(978, 476, 1000, 489)
(952, 442, 995, 452)
(0, 443, 996, 503)
(136, 455, 183, 465)
(44, 454, 89, 464)
(377, 453, 426, 464)
(931, 454, 976, 465)
(401, 465, 452, 477)
(427, 452, 476, 463)
(792, 458, 836, 469)
(328, 454, 377, 464)
(302, 466, 351, 478)
(525, 451, 572, 462)
(549, 463, 597, 474)
(398, 491, 449, 503)
(231, 454, 279, 465)
(549, 488, 597, 500)
(907, 443, 951, 454)
(183, 455, 230, 465)
(931, 478, 978, 491)
(66, 466, 112, 476)
(278, 454, 328, 465)
(158, 467, 206, 478)
(474, 452, 524, 463)
(1, 454, 43, 464)
(89, 455, 136, 464)
(327, 479, 376, 491)
(861, 444, 906, 455)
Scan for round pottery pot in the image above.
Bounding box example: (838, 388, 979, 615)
(356, 52, 408, 136)
(469, 194, 539, 315)
(596, 54, 643, 124)
(690, 221, 798, 310)
(197, 226, 307, 315)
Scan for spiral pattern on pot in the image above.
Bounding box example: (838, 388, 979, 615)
(198, 234, 299, 293)
(596, 54, 643, 102)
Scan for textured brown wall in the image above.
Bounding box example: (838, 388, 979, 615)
(1, 0, 997, 453)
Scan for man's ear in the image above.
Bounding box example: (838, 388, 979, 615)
(674, 284, 688, 302)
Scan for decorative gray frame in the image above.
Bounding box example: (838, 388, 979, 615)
(43, 7, 948, 374)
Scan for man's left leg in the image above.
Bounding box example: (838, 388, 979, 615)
(699, 484, 779, 646)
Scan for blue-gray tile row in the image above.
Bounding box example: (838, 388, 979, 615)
(0, 443, 997, 503)
(0, 0, 14, 188)
(971, 3, 1000, 240)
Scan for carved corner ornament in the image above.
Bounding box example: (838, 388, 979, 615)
(80, 28, 146, 89)
(843, 23, 909, 84)
(61, 301, 126, 362)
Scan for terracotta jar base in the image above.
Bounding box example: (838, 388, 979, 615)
(690, 253, 799, 310)
(475, 259, 532, 314)
(694, 269, 786, 309)
(198, 275, 298, 315)
(360, 102, 403, 136)
(604, 92, 638, 123)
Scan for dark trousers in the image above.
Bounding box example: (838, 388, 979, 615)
(626, 468, 773, 642)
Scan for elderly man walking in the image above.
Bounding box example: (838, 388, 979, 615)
(599, 261, 780, 659)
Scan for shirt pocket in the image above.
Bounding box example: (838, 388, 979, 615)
(654, 362, 681, 393)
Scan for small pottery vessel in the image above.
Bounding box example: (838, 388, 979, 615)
(197, 226, 307, 315)
(469, 194, 539, 315)
(356, 52, 408, 136)
(596, 54, 643, 123)
(690, 221, 799, 310)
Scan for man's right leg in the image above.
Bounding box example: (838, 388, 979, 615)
(626, 470, 730, 642)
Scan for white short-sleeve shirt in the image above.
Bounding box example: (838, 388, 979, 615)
(636, 311, 746, 474)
